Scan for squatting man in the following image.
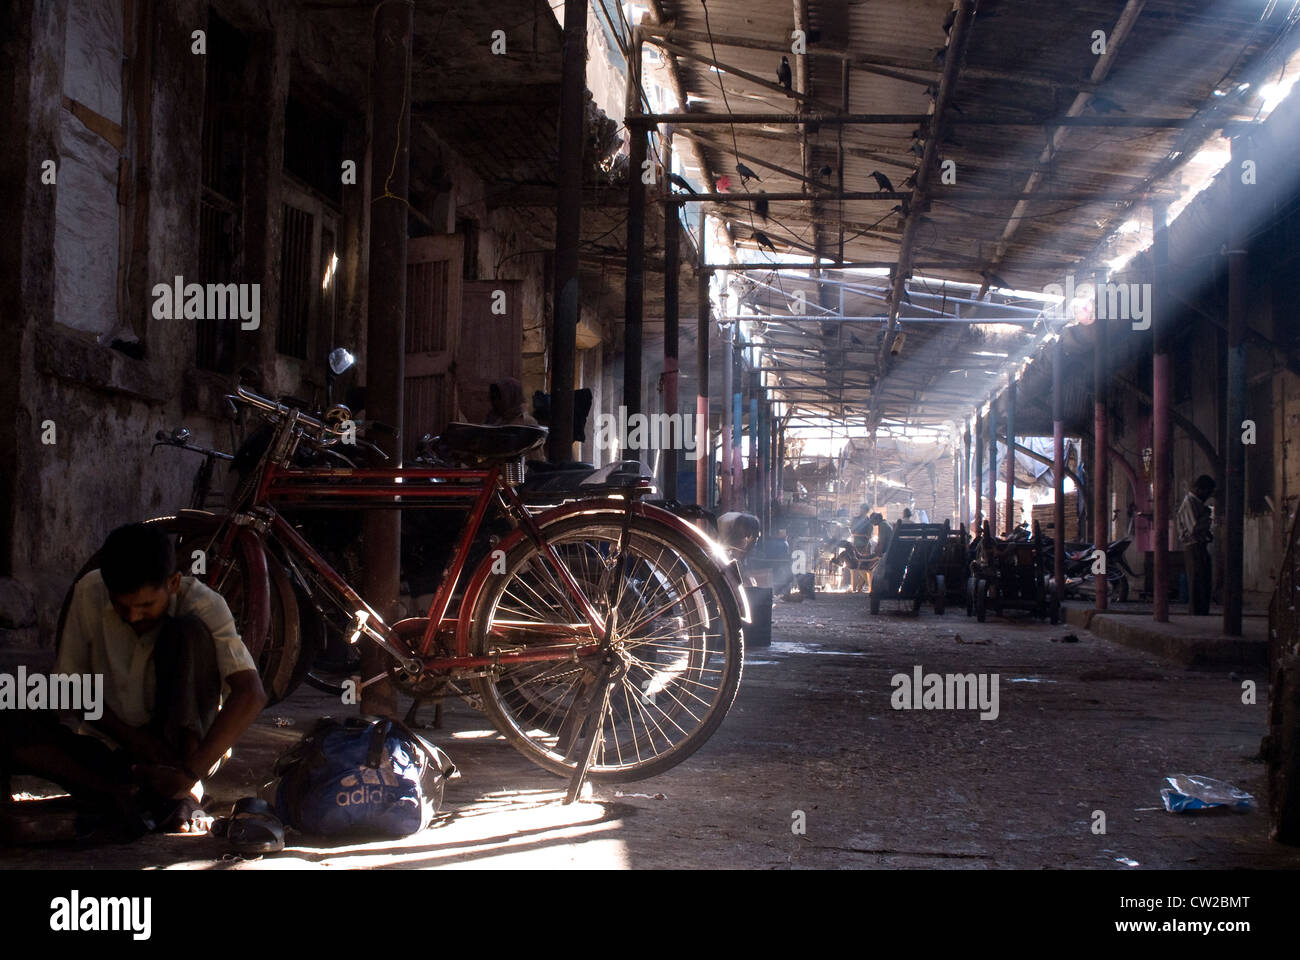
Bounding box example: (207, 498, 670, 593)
(0, 523, 267, 836)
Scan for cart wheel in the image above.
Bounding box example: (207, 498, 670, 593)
(975, 580, 987, 623)
(870, 593, 881, 615)
(934, 575, 946, 615)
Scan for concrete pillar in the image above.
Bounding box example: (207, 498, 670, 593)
(0, 0, 67, 580)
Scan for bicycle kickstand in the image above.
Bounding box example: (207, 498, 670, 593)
(563, 495, 637, 805)
(562, 658, 623, 804)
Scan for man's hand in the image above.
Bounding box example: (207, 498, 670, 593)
(131, 763, 197, 800)
(182, 669, 267, 780)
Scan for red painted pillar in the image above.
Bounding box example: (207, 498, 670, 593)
(1053, 333, 1065, 606)
(1094, 269, 1109, 610)
(1005, 380, 1016, 534)
(1152, 201, 1172, 623)
(986, 402, 998, 535)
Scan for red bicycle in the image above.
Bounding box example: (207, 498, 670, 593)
(65, 386, 747, 786)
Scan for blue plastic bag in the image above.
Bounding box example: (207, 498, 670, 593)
(274, 716, 457, 838)
(1160, 774, 1254, 813)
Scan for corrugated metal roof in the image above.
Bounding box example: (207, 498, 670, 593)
(648, 0, 1297, 431)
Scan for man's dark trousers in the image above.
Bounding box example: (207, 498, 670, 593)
(1186, 542, 1211, 616)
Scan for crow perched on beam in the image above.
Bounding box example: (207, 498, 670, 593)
(870, 170, 894, 192)
(668, 173, 697, 194)
(777, 56, 792, 92)
(736, 162, 761, 183)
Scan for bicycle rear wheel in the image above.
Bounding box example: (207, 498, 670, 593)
(469, 513, 743, 782)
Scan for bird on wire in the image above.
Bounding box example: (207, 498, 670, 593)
(737, 162, 761, 183)
(908, 140, 925, 157)
(753, 230, 778, 254)
(870, 170, 894, 192)
(669, 173, 697, 195)
(902, 172, 918, 188)
(777, 56, 793, 92)
(754, 192, 769, 220)
(819, 164, 834, 178)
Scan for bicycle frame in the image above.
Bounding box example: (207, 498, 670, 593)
(178, 385, 744, 694)
(207, 455, 660, 680)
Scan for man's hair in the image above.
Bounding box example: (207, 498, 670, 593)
(871, 512, 884, 523)
(99, 523, 177, 595)
(1193, 474, 1216, 494)
(902, 508, 912, 518)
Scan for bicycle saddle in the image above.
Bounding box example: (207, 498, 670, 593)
(439, 422, 548, 461)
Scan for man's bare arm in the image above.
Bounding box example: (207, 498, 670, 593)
(185, 669, 267, 777)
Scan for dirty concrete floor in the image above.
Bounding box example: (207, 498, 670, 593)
(5, 592, 1300, 869)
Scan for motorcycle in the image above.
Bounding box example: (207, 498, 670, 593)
(1048, 536, 1137, 602)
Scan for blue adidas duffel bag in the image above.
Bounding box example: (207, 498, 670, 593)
(274, 716, 457, 838)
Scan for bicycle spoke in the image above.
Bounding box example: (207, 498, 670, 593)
(475, 516, 740, 778)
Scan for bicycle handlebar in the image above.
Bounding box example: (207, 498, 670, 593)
(232, 385, 335, 437)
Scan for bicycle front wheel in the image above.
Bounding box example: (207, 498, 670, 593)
(469, 513, 744, 782)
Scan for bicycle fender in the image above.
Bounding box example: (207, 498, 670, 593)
(455, 499, 749, 654)
(232, 526, 271, 662)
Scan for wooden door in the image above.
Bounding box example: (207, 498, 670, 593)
(458, 280, 523, 423)
(404, 235, 463, 460)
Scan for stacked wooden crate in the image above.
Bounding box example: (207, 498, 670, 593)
(1031, 499, 1080, 539)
